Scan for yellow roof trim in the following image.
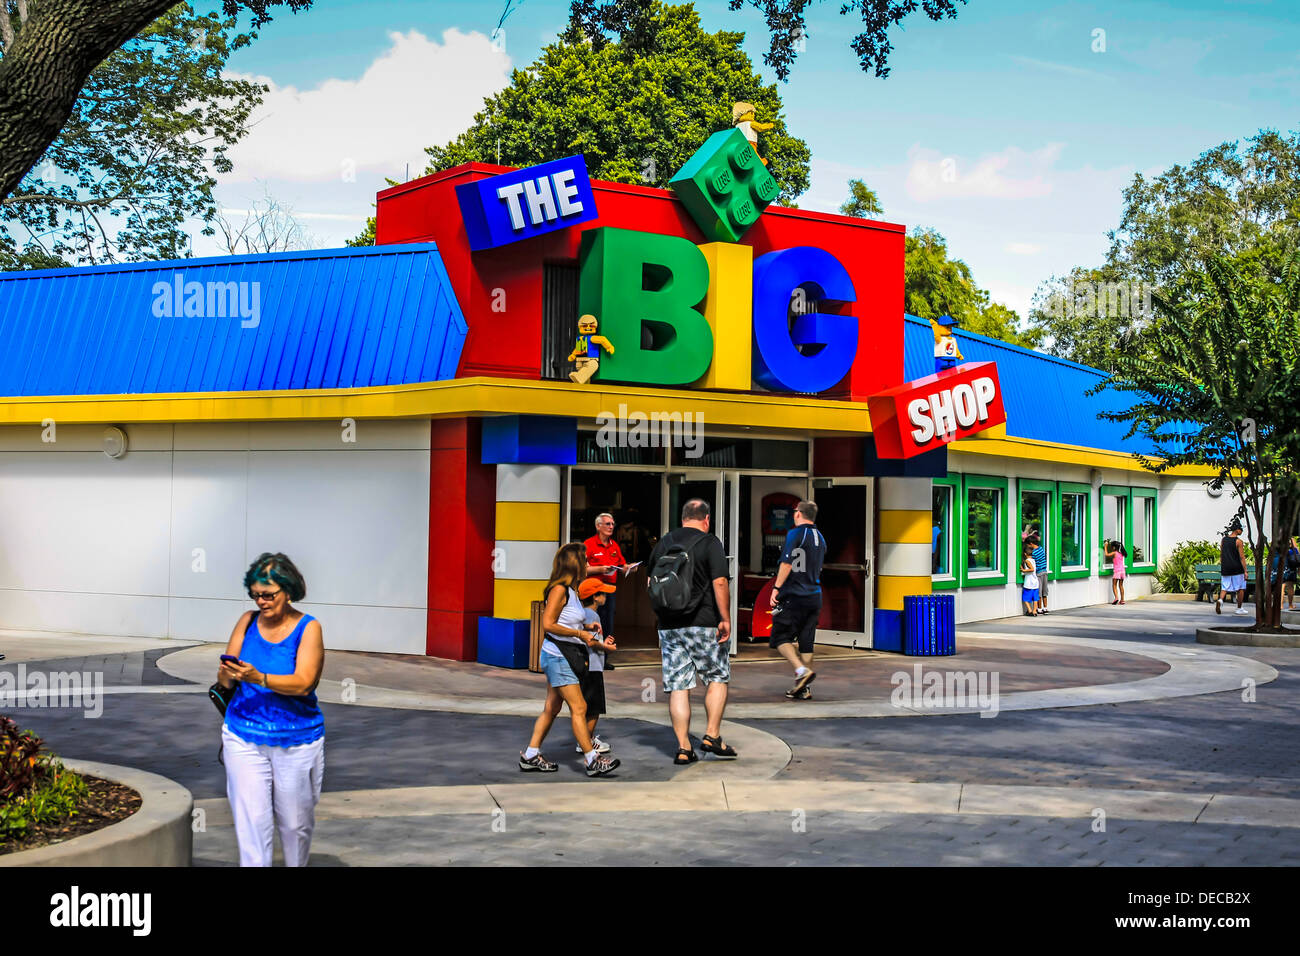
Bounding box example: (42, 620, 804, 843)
(0, 377, 871, 434)
(0, 377, 1214, 478)
(952, 434, 1215, 477)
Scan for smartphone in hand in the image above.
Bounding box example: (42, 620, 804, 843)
(220, 654, 242, 665)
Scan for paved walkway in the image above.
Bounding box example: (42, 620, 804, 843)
(3, 599, 1299, 865)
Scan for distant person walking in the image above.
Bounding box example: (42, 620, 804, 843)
(647, 498, 735, 764)
(1104, 540, 1127, 605)
(1216, 519, 1250, 616)
(519, 542, 620, 776)
(217, 553, 324, 867)
(1282, 536, 1299, 611)
(768, 500, 825, 700)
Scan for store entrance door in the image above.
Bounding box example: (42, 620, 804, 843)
(668, 470, 741, 653)
(812, 480, 874, 648)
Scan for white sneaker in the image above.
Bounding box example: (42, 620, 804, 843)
(1234, 608, 1251, 616)
(575, 736, 611, 754)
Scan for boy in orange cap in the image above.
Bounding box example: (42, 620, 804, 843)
(576, 578, 618, 755)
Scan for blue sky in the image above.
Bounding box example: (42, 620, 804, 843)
(203, 0, 1299, 317)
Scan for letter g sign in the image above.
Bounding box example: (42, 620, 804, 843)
(750, 247, 858, 393)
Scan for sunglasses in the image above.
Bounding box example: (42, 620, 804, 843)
(249, 589, 282, 603)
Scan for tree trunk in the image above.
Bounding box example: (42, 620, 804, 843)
(0, 0, 176, 202)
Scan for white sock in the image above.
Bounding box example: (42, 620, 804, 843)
(585, 750, 598, 765)
(524, 747, 540, 759)
(795, 666, 807, 676)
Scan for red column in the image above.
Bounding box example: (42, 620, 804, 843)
(428, 417, 496, 659)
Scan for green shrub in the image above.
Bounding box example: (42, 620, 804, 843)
(1156, 539, 1256, 593)
(0, 719, 88, 836)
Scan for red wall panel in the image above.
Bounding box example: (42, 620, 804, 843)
(376, 164, 906, 400)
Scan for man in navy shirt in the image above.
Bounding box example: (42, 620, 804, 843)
(769, 500, 826, 700)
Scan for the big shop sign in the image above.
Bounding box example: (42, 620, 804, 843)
(456, 154, 1007, 455)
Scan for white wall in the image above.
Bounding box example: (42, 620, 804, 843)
(1159, 478, 1269, 561)
(942, 450, 1168, 623)
(0, 420, 430, 653)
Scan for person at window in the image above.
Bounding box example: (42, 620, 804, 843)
(1105, 539, 1128, 605)
(1020, 543, 1040, 617)
(1030, 530, 1049, 615)
(217, 552, 324, 867)
(1215, 519, 1249, 616)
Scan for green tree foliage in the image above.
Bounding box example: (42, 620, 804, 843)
(0, 0, 311, 205)
(1029, 129, 1300, 367)
(839, 178, 882, 218)
(1091, 253, 1300, 629)
(0, 4, 266, 268)
(567, 0, 969, 81)
(835, 182, 1040, 349)
(904, 227, 1042, 349)
(423, 2, 811, 197)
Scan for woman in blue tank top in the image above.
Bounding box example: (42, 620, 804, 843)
(216, 552, 325, 867)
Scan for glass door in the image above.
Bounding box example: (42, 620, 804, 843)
(666, 470, 740, 652)
(812, 480, 874, 648)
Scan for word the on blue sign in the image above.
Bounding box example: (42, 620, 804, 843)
(455, 155, 598, 251)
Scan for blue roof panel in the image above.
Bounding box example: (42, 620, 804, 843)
(903, 315, 1154, 456)
(0, 245, 467, 397)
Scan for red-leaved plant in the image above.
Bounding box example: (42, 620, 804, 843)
(0, 716, 43, 802)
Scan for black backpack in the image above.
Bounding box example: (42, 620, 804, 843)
(648, 532, 711, 616)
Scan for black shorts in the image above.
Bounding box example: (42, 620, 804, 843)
(580, 670, 606, 717)
(769, 594, 821, 655)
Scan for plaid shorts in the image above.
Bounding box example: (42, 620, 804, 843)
(658, 626, 731, 692)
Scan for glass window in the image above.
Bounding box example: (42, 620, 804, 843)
(967, 488, 1001, 572)
(1060, 493, 1086, 568)
(1102, 491, 1127, 550)
(932, 485, 953, 577)
(1134, 496, 1154, 565)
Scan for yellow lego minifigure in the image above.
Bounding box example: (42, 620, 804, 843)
(732, 102, 775, 166)
(930, 314, 963, 374)
(568, 314, 615, 384)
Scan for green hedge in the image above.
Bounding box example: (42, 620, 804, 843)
(1156, 539, 1255, 593)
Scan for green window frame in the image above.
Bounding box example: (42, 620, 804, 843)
(961, 474, 1008, 588)
(1015, 478, 1055, 585)
(1098, 484, 1129, 577)
(931, 473, 961, 591)
(1131, 487, 1158, 573)
(1054, 481, 1092, 579)
(1097, 484, 1158, 576)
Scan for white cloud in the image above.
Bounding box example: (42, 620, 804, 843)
(904, 143, 1064, 202)
(1006, 242, 1041, 256)
(222, 28, 512, 184)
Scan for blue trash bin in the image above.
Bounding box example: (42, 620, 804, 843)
(902, 594, 956, 656)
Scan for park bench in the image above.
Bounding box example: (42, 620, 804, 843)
(1195, 563, 1255, 601)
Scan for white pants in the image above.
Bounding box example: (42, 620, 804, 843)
(222, 725, 324, 867)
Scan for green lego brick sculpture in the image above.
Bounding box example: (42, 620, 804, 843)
(670, 128, 781, 243)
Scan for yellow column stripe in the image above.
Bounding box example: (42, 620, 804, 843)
(876, 574, 933, 610)
(494, 579, 548, 620)
(495, 502, 560, 541)
(697, 242, 753, 391)
(878, 509, 931, 544)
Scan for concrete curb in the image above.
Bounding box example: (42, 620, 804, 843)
(191, 780, 1300, 828)
(0, 760, 192, 867)
(1196, 627, 1300, 648)
(155, 633, 1278, 720)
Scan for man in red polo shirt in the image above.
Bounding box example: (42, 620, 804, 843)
(584, 513, 627, 653)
